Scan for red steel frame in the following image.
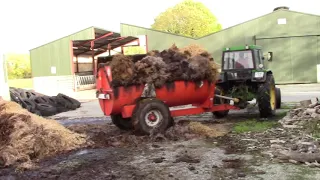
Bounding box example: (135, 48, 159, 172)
(119, 86, 239, 119)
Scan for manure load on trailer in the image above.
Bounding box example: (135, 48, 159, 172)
(105, 44, 219, 88)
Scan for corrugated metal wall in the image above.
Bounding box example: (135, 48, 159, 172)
(121, 24, 196, 51)
(30, 27, 95, 77)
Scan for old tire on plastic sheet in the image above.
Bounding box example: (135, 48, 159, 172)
(19, 90, 28, 99)
(111, 114, 133, 130)
(276, 87, 281, 109)
(36, 103, 57, 116)
(21, 99, 37, 112)
(9, 89, 21, 103)
(25, 91, 37, 99)
(56, 93, 81, 110)
(212, 86, 230, 119)
(257, 74, 276, 118)
(33, 96, 50, 104)
(132, 98, 171, 135)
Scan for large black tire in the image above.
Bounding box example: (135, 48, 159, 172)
(9, 89, 21, 103)
(132, 98, 171, 135)
(257, 74, 276, 118)
(36, 103, 57, 116)
(33, 96, 50, 104)
(276, 87, 281, 109)
(25, 91, 37, 99)
(19, 89, 28, 99)
(56, 93, 81, 110)
(21, 99, 37, 112)
(213, 86, 230, 119)
(111, 114, 133, 130)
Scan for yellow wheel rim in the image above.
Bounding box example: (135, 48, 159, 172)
(270, 84, 276, 110)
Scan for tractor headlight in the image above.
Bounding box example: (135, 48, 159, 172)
(258, 64, 263, 68)
(254, 72, 264, 78)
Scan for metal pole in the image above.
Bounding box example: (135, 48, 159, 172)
(215, 94, 240, 103)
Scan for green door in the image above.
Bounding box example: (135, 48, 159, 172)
(256, 37, 292, 84)
(290, 36, 317, 83)
(256, 36, 318, 84)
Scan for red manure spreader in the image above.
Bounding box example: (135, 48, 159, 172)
(96, 65, 240, 135)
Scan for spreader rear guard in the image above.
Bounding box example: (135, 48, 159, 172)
(96, 64, 239, 118)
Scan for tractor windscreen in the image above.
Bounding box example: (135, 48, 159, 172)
(223, 50, 254, 70)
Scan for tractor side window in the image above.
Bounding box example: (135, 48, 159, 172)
(254, 49, 261, 66)
(223, 50, 254, 70)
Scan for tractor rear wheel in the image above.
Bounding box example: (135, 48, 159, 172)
(276, 87, 281, 109)
(257, 74, 276, 118)
(111, 114, 133, 130)
(132, 98, 171, 135)
(213, 86, 230, 119)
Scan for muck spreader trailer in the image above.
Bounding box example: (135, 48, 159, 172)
(96, 45, 281, 135)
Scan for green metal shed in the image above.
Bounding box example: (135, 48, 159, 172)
(120, 8, 320, 84)
(29, 26, 140, 94)
(30, 27, 95, 77)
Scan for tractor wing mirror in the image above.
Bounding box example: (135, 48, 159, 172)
(263, 52, 273, 61)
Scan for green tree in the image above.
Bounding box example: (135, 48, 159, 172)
(5, 53, 31, 79)
(151, 0, 222, 38)
(123, 46, 146, 55)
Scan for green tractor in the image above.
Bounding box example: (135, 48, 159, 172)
(214, 45, 281, 118)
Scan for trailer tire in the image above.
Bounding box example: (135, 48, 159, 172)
(257, 74, 276, 118)
(213, 87, 229, 119)
(276, 87, 281, 109)
(132, 98, 171, 135)
(111, 114, 133, 130)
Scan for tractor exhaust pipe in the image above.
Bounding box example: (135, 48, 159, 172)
(215, 94, 240, 103)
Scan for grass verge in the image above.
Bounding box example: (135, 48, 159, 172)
(8, 78, 33, 89)
(233, 119, 279, 133)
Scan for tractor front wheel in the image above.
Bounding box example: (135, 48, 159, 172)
(257, 74, 276, 118)
(276, 87, 281, 109)
(132, 98, 171, 135)
(111, 114, 133, 130)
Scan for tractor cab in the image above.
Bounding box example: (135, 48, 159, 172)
(215, 45, 280, 118)
(219, 45, 273, 82)
(222, 45, 270, 71)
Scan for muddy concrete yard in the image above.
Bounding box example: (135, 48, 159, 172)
(1, 107, 320, 180)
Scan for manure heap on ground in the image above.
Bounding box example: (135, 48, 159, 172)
(110, 44, 219, 88)
(0, 100, 87, 167)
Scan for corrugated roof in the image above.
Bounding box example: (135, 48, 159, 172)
(121, 9, 320, 40)
(30, 26, 121, 51)
(73, 35, 139, 56)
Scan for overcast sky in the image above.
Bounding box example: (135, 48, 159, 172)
(0, 0, 319, 53)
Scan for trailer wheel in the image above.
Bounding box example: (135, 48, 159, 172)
(213, 86, 229, 119)
(111, 114, 133, 130)
(132, 98, 171, 135)
(257, 74, 276, 118)
(276, 87, 281, 109)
